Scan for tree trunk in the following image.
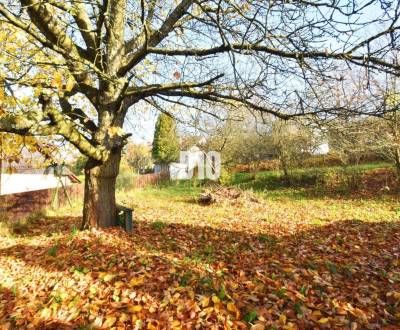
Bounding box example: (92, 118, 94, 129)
(394, 146, 400, 184)
(81, 150, 122, 229)
(279, 155, 290, 185)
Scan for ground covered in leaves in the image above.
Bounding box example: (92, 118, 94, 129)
(1, 181, 400, 329)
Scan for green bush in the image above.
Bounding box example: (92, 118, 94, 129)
(219, 167, 234, 186)
(286, 171, 320, 187)
(230, 165, 375, 193)
(314, 169, 337, 191)
(337, 168, 363, 191)
(285, 167, 364, 192)
(233, 160, 280, 173)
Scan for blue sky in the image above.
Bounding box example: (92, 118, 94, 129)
(124, 107, 158, 144)
(122, 0, 398, 144)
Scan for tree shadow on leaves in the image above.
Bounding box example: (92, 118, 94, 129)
(0, 217, 400, 328)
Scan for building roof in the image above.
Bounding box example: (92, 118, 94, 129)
(1, 163, 80, 181)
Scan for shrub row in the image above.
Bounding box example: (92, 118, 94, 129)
(232, 153, 385, 173)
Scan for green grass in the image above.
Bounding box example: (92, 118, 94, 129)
(232, 162, 390, 185)
(115, 162, 396, 205)
(229, 162, 392, 196)
(116, 163, 399, 229)
(119, 162, 392, 204)
(117, 179, 204, 205)
(45, 197, 83, 218)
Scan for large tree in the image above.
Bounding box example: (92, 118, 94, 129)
(0, 0, 399, 228)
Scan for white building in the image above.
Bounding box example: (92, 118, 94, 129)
(0, 157, 79, 195)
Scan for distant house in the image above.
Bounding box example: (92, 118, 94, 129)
(0, 154, 80, 196)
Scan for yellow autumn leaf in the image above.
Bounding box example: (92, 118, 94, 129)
(103, 316, 117, 327)
(40, 307, 52, 319)
(312, 310, 322, 316)
(250, 324, 265, 330)
(279, 313, 287, 325)
(51, 72, 63, 90)
(201, 296, 210, 308)
(108, 126, 124, 138)
(129, 276, 144, 287)
(203, 307, 214, 315)
(128, 305, 142, 313)
(171, 320, 181, 327)
(212, 295, 220, 304)
(283, 322, 296, 330)
(227, 302, 236, 312)
(349, 308, 368, 323)
(65, 76, 75, 92)
(103, 273, 116, 282)
(119, 313, 130, 322)
(92, 316, 103, 327)
(318, 317, 331, 324)
(33, 85, 42, 97)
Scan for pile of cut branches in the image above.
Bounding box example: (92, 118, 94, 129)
(197, 187, 260, 206)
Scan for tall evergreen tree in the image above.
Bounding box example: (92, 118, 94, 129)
(152, 114, 180, 164)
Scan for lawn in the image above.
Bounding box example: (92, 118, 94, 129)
(1, 167, 400, 329)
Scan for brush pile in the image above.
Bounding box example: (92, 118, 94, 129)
(197, 186, 260, 205)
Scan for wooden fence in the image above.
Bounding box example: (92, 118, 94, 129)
(0, 172, 169, 219)
(131, 172, 170, 188)
(0, 184, 83, 219)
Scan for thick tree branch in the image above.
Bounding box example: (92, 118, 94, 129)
(71, 2, 97, 57)
(104, 0, 127, 76)
(157, 89, 291, 120)
(147, 44, 400, 74)
(124, 74, 224, 98)
(0, 110, 52, 136)
(20, 0, 91, 61)
(39, 96, 109, 162)
(120, 0, 194, 75)
(59, 97, 98, 133)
